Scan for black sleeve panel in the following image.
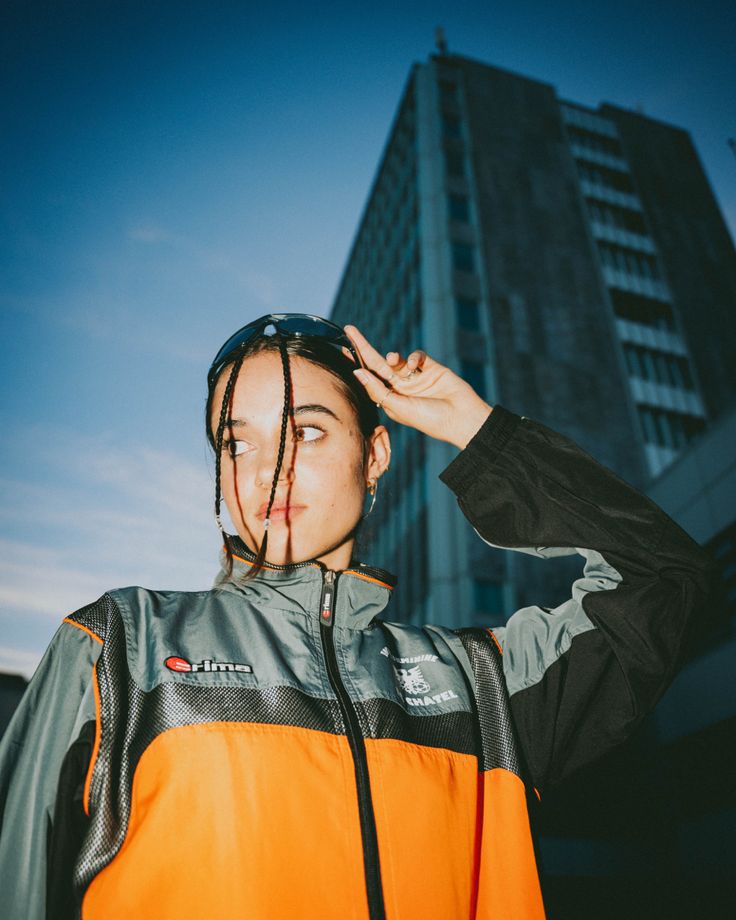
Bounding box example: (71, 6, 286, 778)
(440, 404, 716, 791)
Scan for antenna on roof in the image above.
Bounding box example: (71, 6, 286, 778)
(435, 26, 448, 56)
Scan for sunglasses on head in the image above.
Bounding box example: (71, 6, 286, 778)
(207, 313, 364, 390)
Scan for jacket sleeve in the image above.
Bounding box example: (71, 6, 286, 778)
(439, 404, 716, 792)
(0, 615, 103, 920)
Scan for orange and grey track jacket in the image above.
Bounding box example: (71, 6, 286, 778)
(0, 405, 714, 919)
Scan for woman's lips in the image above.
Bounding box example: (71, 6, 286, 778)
(256, 504, 306, 522)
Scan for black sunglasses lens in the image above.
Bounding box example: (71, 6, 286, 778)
(209, 314, 361, 384)
(272, 318, 362, 367)
(211, 321, 263, 369)
(273, 316, 343, 338)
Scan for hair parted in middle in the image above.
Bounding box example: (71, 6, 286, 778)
(205, 330, 381, 582)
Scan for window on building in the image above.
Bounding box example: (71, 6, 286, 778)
(461, 359, 486, 398)
(623, 345, 641, 377)
(667, 414, 688, 449)
(678, 359, 694, 390)
(598, 244, 614, 269)
(452, 242, 475, 273)
(598, 244, 660, 280)
(449, 193, 470, 223)
(653, 353, 672, 387)
(568, 126, 624, 159)
(587, 199, 647, 235)
(641, 349, 656, 381)
(445, 149, 465, 177)
(638, 406, 658, 444)
(623, 250, 639, 275)
(456, 297, 480, 331)
(625, 345, 694, 393)
(638, 406, 703, 449)
(577, 160, 634, 194)
(656, 411, 676, 448)
(609, 289, 675, 330)
(587, 199, 602, 223)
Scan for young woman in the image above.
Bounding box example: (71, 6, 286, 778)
(0, 313, 714, 920)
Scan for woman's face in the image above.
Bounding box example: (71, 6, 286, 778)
(210, 350, 390, 571)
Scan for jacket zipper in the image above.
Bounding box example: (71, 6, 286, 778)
(319, 569, 386, 920)
(227, 535, 396, 588)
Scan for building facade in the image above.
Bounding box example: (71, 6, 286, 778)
(331, 51, 736, 630)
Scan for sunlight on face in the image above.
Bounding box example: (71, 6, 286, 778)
(210, 351, 388, 570)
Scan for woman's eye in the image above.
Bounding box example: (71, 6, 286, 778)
(226, 440, 251, 457)
(294, 426, 324, 443)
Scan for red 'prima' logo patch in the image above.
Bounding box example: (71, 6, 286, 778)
(165, 656, 192, 672)
(164, 655, 252, 674)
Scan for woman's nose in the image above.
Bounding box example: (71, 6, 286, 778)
(255, 437, 296, 488)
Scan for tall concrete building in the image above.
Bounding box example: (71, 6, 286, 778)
(331, 50, 736, 629)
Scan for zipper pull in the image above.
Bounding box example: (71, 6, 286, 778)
(319, 570, 336, 626)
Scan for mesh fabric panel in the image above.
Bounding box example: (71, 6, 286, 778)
(65, 594, 114, 643)
(455, 627, 523, 777)
(356, 698, 476, 755)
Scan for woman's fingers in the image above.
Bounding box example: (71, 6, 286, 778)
(404, 349, 427, 375)
(344, 322, 491, 445)
(344, 326, 432, 414)
(344, 325, 399, 384)
(345, 325, 426, 376)
(385, 351, 426, 384)
(353, 367, 395, 409)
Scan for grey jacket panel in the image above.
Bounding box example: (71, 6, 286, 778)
(489, 545, 622, 697)
(336, 620, 475, 716)
(0, 621, 102, 920)
(105, 571, 474, 722)
(111, 585, 332, 699)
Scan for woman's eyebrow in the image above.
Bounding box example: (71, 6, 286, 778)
(228, 404, 340, 428)
(292, 403, 340, 421)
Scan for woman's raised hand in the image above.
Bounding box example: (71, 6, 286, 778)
(344, 325, 493, 450)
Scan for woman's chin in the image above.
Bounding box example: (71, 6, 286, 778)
(249, 530, 312, 567)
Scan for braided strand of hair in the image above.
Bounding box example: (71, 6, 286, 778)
(214, 354, 246, 575)
(246, 333, 293, 577)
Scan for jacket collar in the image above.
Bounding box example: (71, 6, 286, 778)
(213, 535, 397, 630)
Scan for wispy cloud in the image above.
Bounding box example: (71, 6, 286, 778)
(0, 540, 116, 616)
(0, 426, 222, 677)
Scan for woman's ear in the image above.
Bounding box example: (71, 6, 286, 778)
(365, 425, 392, 483)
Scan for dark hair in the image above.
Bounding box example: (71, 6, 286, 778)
(205, 332, 380, 581)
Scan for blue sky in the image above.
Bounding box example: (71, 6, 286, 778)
(1, 0, 734, 675)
